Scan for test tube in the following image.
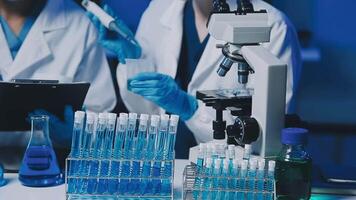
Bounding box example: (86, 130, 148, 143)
(77, 112, 96, 194)
(257, 159, 266, 200)
(68, 111, 85, 193)
(206, 143, 214, 159)
(238, 160, 248, 199)
(108, 113, 128, 194)
(228, 159, 240, 199)
(197, 143, 207, 170)
(247, 159, 258, 199)
(130, 114, 149, 195)
(152, 114, 169, 194)
(97, 113, 117, 194)
(70, 111, 86, 159)
(141, 115, 160, 195)
(120, 113, 137, 194)
(88, 113, 107, 194)
(193, 143, 206, 199)
(211, 159, 222, 200)
(266, 160, 276, 200)
(162, 115, 179, 195)
(243, 144, 252, 161)
(202, 157, 213, 199)
(218, 159, 230, 199)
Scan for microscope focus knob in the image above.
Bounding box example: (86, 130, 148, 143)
(227, 117, 260, 145)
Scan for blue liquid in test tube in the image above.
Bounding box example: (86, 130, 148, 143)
(247, 159, 257, 199)
(141, 115, 159, 195)
(266, 160, 276, 200)
(130, 114, 149, 194)
(228, 159, 240, 200)
(161, 115, 179, 195)
(257, 159, 266, 200)
(119, 113, 137, 194)
(97, 113, 117, 194)
(193, 143, 206, 199)
(201, 158, 213, 200)
(211, 159, 221, 200)
(77, 113, 96, 194)
(152, 114, 169, 194)
(68, 111, 85, 193)
(218, 159, 229, 199)
(87, 113, 107, 194)
(108, 113, 128, 194)
(238, 160, 248, 199)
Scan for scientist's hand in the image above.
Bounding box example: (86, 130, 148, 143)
(128, 72, 198, 120)
(87, 5, 142, 64)
(29, 105, 74, 148)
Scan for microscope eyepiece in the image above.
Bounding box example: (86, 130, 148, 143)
(217, 57, 234, 77)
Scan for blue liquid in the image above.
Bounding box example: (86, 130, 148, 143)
(108, 126, 126, 194)
(193, 157, 204, 199)
(152, 161, 162, 194)
(257, 170, 265, 191)
(19, 145, 63, 187)
(141, 161, 153, 195)
(0, 164, 6, 187)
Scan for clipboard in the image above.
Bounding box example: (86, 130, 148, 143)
(0, 80, 90, 131)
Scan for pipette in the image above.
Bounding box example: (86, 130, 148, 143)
(82, 0, 138, 46)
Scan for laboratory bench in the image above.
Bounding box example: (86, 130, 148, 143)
(0, 159, 355, 200)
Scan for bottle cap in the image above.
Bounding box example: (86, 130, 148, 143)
(169, 115, 179, 127)
(86, 112, 96, 124)
(107, 113, 117, 124)
(150, 115, 160, 127)
(139, 114, 149, 126)
(258, 159, 265, 170)
(129, 113, 138, 121)
(281, 128, 308, 145)
(268, 160, 276, 172)
(249, 159, 258, 170)
(160, 114, 170, 127)
(74, 111, 85, 123)
(98, 112, 108, 123)
(119, 113, 128, 125)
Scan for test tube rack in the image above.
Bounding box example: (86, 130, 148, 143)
(65, 157, 174, 200)
(182, 164, 275, 200)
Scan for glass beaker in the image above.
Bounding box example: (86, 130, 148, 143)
(0, 163, 6, 187)
(19, 115, 63, 187)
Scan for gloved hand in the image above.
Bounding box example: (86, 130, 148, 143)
(29, 105, 74, 148)
(128, 72, 198, 120)
(87, 5, 142, 64)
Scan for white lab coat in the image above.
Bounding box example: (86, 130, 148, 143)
(0, 0, 116, 113)
(117, 0, 302, 143)
(0, 0, 116, 169)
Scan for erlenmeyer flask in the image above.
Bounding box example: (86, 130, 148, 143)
(19, 115, 63, 187)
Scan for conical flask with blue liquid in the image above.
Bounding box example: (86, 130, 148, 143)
(19, 115, 63, 187)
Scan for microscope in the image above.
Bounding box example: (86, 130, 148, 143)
(196, 0, 287, 157)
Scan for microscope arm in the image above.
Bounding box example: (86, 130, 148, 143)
(241, 45, 287, 157)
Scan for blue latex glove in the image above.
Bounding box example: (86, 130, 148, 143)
(87, 5, 141, 64)
(128, 72, 198, 120)
(29, 105, 74, 148)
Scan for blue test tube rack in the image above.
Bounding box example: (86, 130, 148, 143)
(182, 162, 276, 200)
(65, 112, 177, 200)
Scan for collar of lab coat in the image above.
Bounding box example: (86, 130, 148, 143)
(158, 0, 224, 92)
(0, 0, 68, 80)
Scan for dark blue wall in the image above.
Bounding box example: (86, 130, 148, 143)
(273, 0, 356, 168)
(103, 0, 151, 33)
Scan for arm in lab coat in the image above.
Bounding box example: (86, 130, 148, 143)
(74, 23, 117, 113)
